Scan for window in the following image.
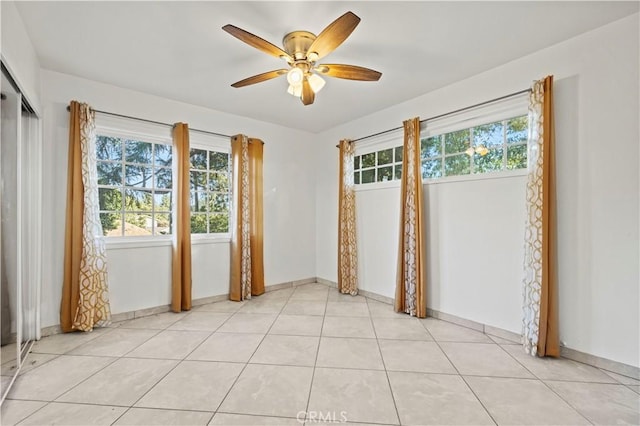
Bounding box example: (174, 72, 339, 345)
(189, 148, 230, 234)
(421, 115, 528, 179)
(354, 145, 403, 185)
(97, 135, 173, 237)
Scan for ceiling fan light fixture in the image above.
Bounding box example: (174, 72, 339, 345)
(307, 51, 319, 62)
(287, 67, 304, 85)
(287, 83, 302, 97)
(308, 74, 326, 93)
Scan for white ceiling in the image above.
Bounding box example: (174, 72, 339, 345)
(15, 1, 638, 133)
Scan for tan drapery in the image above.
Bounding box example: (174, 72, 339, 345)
(522, 76, 559, 357)
(338, 139, 358, 295)
(61, 101, 111, 332)
(230, 135, 264, 301)
(171, 123, 192, 312)
(395, 117, 426, 318)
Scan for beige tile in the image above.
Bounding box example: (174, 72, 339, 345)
(372, 317, 432, 341)
(1, 344, 18, 363)
(325, 302, 370, 317)
(210, 413, 299, 425)
(281, 300, 327, 316)
(327, 292, 367, 303)
(316, 337, 384, 370)
(367, 300, 405, 319)
(195, 300, 245, 313)
(118, 312, 187, 329)
(487, 334, 520, 345)
(237, 298, 287, 314)
(136, 361, 243, 411)
(379, 340, 456, 374)
(125, 330, 210, 359)
(308, 367, 398, 425)
(600, 369, 640, 385)
(546, 380, 640, 425)
(421, 318, 492, 343)
(8, 355, 115, 401)
(57, 357, 177, 406)
(168, 312, 231, 331)
(1, 353, 57, 376)
(388, 371, 494, 425)
(217, 313, 277, 334)
(250, 335, 319, 366)
(269, 314, 324, 336)
(69, 328, 158, 357)
(219, 364, 313, 417)
(260, 288, 294, 300)
(31, 327, 113, 354)
(0, 399, 46, 426)
(628, 385, 640, 394)
(439, 343, 533, 378)
(187, 332, 263, 362)
(1, 375, 11, 394)
(322, 317, 375, 339)
(289, 286, 329, 301)
(502, 344, 617, 382)
(18, 402, 126, 425)
(115, 408, 212, 425)
(466, 376, 589, 425)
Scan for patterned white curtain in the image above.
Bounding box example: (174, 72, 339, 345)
(338, 139, 358, 295)
(522, 76, 559, 357)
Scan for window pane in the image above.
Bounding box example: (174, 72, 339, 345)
(377, 166, 392, 182)
(99, 188, 122, 211)
(190, 191, 207, 212)
(377, 148, 393, 165)
(507, 116, 528, 144)
(209, 193, 229, 213)
(154, 191, 172, 211)
(97, 161, 122, 186)
(395, 146, 403, 163)
(354, 171, 360, 184)
(191, 214, 208, 234)
(209, 151, 229, 172)
(361, 169, 375, 184)
(154, 167, 172, 189)
(190, 171, 207, 191)
(354, 156, 360, 170)
(507, 144, 528, 169)
(421, 136, 440, 159)
(361, 152, 375, 168)
(394, 164, 402, 180)
(190, 148, 207, 170)
(100, 212, 121, 236)
(125, 165, 153, 188)
(209, 172, 229, 192)
(444, 130, 470, 155)
(444, 154, 470, 176)
(154, 144, 172, 166)
(422, 159, 442, 179)
(209, 213, 229, 233)
(474, 148, 504, 174)
(124, 213, 152, 236)
(474, 122, 504, 148)
(125, 140, 152, 164)
(96, 136, 122, 161)
(153, 213, 172, 236)
(124, 189, 153, 211)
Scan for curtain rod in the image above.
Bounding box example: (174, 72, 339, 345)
(336, 87, 531, 147)
(66, 105, 232, 139)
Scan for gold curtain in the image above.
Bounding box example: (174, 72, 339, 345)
(61, 101, 111, 332)
(523, 76, 559, 357)
(230, 135, 264, 301)
(171, 123, 192, 312)
(337, 139, 358, 295)
(395, 117, 426, 318)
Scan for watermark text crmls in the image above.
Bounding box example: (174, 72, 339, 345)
(297, 411, 348, 423)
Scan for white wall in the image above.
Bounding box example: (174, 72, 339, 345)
(0, 1, 41, 111)
(315, 15, 639, 367)
(40, 70, 317, 328)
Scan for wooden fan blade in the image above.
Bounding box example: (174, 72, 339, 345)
(316, 64, 382, 81)
(231, 69, 288, 88)
(222, 24, 291, 61)
(306, 11, 360, 60)
(301, 78, 315, 105)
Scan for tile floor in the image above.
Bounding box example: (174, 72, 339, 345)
(1, 283, 639, 425)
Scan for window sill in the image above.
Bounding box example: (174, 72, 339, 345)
(104, 234, 231, 250)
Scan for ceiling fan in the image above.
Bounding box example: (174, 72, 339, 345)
(222, 11, 382, 106)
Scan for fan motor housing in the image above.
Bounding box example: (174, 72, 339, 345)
(283, 31, 316, 60)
